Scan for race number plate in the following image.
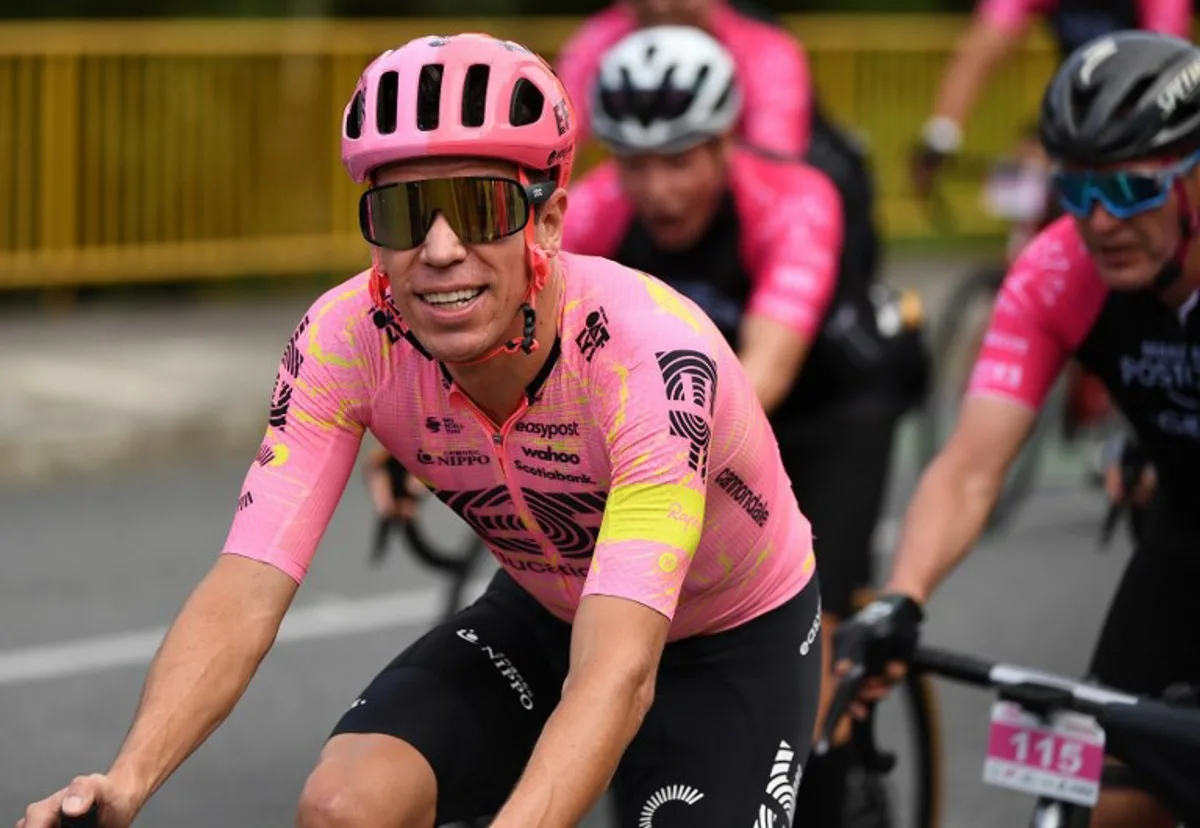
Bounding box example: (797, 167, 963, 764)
(983, 700, 1106, 806)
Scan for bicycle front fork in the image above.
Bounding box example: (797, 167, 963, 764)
(1030, 797, 1090, 828)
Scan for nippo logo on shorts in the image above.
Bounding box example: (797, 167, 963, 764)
(455, 628, 535, 711)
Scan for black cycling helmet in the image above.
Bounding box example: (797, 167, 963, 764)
(1040, 31, 1200, 166)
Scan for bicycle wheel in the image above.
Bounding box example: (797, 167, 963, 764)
(843, 669, 944, 828)
(916, 262, 1050, 533)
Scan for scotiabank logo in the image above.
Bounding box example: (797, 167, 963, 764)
(513, 460, 595, 485)
(514, 420, 579, 439)
(521, 445, 580, 465)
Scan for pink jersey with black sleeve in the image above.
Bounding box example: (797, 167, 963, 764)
(222, 253, 816, 641)
(563, 146, 843, 346)
(968, 216, 1200, 508)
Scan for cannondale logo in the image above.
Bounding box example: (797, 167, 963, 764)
(639, 784, 705, 827)
(656, 349, 718, 480)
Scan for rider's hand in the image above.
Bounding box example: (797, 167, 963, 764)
(910, 144, 948, 201)
(911, 116, 963, 201)
(1105, 457, 1156, 507)
(832, 592, 925, 720)
(365, 449, 422, 522)
(18, 774, 137, 828)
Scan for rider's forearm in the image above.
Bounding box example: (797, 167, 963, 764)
(884, 449, 1003, 605)
(490, 663, 654, 828)
(930, 20, 1016, 134)
(107, 557, 294, 810)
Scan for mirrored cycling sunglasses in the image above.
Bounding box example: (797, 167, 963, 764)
(1052, 151, 1200, 220)
(359, 176, 556, 250)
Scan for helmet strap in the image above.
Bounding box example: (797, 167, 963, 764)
(1152, 177, 1200, 294)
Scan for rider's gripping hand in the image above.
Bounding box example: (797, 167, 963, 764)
(910, 144, 949, 201)
(365, 448, 422, 522)
(18, 774, 137, 828)
(911, 116, 963, 201)
(833, 593, 925, 719)
(1104, 437, 1156, 508)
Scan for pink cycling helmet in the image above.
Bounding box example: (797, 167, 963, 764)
(341, 33, 577, 187)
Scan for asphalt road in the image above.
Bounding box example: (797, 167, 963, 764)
(1, 414, 1134, 828)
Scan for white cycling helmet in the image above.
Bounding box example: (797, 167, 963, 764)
(591, 25, 742, 155)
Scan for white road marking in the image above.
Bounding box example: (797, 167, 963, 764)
(0, 578, 491, 687)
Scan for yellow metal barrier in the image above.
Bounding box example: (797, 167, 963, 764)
(0, 16, 1063, 290)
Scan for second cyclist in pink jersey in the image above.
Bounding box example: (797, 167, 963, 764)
(20, 31, 822, 828)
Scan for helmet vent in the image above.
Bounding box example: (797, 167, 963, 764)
(510, 78, 545, 126)
(376, 71, 399, 135)
(417, 64, 444, 131)
(462, 64, 490, 127)
(345, 89, 365, 139)
(711, 76, 735, 116)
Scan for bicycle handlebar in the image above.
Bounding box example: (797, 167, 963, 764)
(819, 643, 1140, 755)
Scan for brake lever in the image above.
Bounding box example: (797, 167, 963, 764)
(815, 662, 866, 756)
(370, 517, 397, 566)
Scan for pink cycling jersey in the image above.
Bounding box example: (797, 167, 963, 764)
(556, 1, 812, 157)
(968, 217, 1104, 407)
(978, 0, 1192, 37)
(223, 253, 815, 641)
(562, 147, 842, 342)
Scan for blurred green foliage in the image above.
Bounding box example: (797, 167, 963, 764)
(0, 0, 977, 19)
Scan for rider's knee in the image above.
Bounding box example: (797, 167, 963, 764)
(296, 734, 437, 828)
(1090, 771, 1175, 828)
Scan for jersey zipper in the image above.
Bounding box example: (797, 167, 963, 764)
(453, 390, 579, 605)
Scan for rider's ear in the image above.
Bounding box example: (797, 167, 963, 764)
(536, 188, 568, 258)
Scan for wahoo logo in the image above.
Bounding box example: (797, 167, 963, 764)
(638, 784, 704, 827)
(752, 740, 801, 828)
(522, 445, 580, 465)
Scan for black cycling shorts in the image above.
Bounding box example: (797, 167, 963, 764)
(775, 402, 901, 619)
(1088, 499, 1200, 698)
(331, 568, 823, 827)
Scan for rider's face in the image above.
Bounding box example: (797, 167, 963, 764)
(371, 158, 565, 364)
(615, 140, 728, 252)
(1073, 161, 1198, 291)
(627, 0, 715, 27)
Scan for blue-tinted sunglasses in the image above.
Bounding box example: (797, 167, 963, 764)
(1052, 150, 1200, 219)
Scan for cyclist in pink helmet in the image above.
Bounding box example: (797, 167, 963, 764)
(343, 32, 576, 368)
(21, 31, 824, 828)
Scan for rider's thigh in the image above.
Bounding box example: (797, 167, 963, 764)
(776, 405, 899, 621)
(611, 576, 823, 828)
(1087, 501, 1200, 697)
(322, 569, 571, 825)
(297, 733, 436, 828)
(1090, 786, 1175, 828)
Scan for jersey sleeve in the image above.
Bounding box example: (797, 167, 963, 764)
(562, 162, 632, 257)
(966, 236, 1077, 409)
(1138, 0, 1194, 37)
(743, 164, 843, 341)
(976, 0, 1053, 32)
(734, 26, 813, 156)
(221, 282, 378, 582)
(581, 282, 723, 620)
